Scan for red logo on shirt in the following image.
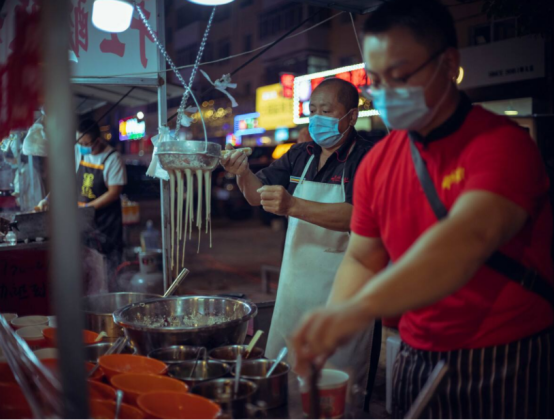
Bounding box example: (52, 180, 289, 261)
(331, 175, 349, 183)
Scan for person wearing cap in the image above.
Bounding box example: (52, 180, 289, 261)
(292, 1, 553, 418)
(222, 78, 377, 407)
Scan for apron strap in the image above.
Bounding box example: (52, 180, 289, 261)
(299, 155, 315, 184)
(408, 134, 554, 309)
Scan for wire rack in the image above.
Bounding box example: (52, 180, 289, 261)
(0, 315, 63, 418)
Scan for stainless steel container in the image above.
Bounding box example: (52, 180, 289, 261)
(156, 140, 222, 172)
(191, 378, 258, 419)
(168, 360, 230, 387)
(148, 345, 206, 364)
(113, 296, 258, 355)
(83, 292, 161, 338)
(208, 345, 264, 364)
(232, 360, 290, 409)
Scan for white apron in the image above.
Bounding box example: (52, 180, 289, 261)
(265, 153, 375, 410)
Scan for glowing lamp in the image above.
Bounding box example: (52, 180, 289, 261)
(187, 0, 235, 5)
(92, 0, 134, 33)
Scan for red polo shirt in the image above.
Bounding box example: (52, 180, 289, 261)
(351, 99, 554, 351)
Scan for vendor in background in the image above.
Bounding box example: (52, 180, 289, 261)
(37, 119, 127, 286)
(292, 1, 553, 418)
(222, 78, 377, 408)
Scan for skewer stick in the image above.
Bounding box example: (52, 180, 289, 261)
(169, 171, 175, 270)
(196, 169, 203, 253)
(204, 170, 210, 235)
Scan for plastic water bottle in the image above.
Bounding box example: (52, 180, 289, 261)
(5, 229, 17, 246)
(140, 220, 161, 251)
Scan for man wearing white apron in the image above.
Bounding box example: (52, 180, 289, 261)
(221, 78, 378, 408)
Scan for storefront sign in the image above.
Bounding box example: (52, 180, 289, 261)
(234, 112, 264, 137)
(119, 117, 146, 140)
(0, 0, 159, 78)
(459, 35, 545, 90)
(280, 74, 295, 98)
(275, 127, 289, 142)
(293, 63, 378, 124)
(256, 84, 296, 130)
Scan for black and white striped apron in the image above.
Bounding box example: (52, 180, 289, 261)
(392, 329, 554, 419)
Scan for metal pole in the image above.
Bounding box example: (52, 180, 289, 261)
(156, 0, 170, 291)
(42, 0, 88, 418)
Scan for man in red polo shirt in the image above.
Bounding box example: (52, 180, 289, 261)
(292, 0, 553, 418)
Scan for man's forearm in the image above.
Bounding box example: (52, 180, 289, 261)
(87, 190, 120, 210)
(236, 170, 263, 206)
(351, 218, 504, 319)
(288, 199, 352, 232)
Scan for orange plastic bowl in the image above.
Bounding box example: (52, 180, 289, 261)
(42, 327, 100, 347)
(99, 354, 167, 380)
(0, 363, 16, 384)
(111, 373, 189, 405)
(137, 391, 221, 419)
(41, 359, 104, 382)
(0, 383, 31, 419)
(88, 380, 117, 401)
(89, 399, 144, 419)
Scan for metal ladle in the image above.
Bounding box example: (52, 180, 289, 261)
(163, 268, 190, 298)
(266, 347, 288, 378)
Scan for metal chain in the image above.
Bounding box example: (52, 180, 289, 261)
(175, 7, 216, 134)
(135, 3, 216, 134)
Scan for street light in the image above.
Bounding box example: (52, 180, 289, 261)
(92, 0, 134, 33)
(187, 0, 235, 5)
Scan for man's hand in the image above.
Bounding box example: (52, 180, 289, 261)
(221, 144, 250, 176)
(291, 302, 374, 378)
(257, 185, 295, 216)
(35, 198, 49, 212)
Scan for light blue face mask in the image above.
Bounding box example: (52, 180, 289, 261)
(79, 144, 93, 155)
(370, 56, 450, 131)
(308, 109, 354, 148)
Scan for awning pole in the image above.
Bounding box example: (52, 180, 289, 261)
(42, 0, 88, 417)
(155, 0, 170, 291)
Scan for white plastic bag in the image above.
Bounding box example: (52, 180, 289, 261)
(22, 121, 48, 157)
(146, 126, 170, 181)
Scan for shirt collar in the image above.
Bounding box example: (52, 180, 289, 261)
(307, 128, 357, 162)
(410, 93, 473, 145)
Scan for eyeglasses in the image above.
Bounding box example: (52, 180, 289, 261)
(366, 47, 447, 92)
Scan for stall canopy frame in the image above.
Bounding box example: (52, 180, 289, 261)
(300, 0, 384, 14)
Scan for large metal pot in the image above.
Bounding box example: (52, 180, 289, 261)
(83, 292, 161, 338)
(113, 296, 258, 355)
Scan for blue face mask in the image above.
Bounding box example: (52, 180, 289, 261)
(79, 144, 93, 155)
(370, 55, 449, 131)
(308, 109, 354, 148)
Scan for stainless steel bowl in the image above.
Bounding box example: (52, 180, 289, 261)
(84, 342, 133, 363)
(168, 360, 230, 387)
(208, 345, 264, 364)
(148, 345, 206, 364)
(113, 296, 258, 355)
(232, 360, 290, 409)
(191, 378, 258, 419)
(83, 292, 161, 338)
(156, 140, 222, 171)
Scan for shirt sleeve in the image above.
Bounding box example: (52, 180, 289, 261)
(351, 151, 381, 237)
(462, 125, 549, 217)
(255, 145, 296, 188)
(104, 152, 127, 186)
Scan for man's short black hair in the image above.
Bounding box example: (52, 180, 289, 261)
(78, 118, 101, 141)
(363, 0, 458, 52)
(316, 78, 360, 111)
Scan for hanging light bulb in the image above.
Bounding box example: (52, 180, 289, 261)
(92, 0, 134, 33)
(187, 0, 235, 5)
